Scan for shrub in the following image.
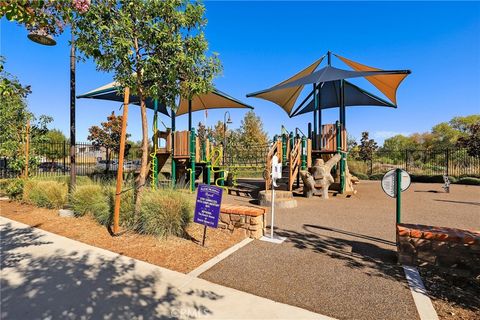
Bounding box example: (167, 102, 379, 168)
(350, 171, 369, 180)
(455, 177, 480, 186)
(138, 188, 193, 238)
(5, 179, 24, 200)
(0, 179, 13, 195)
(71, 184, 110, 220)
(32, 175, 92, 186)
(105, 186, 135, 227)
(369, 173, 384, 180)
(23, 180, 67, 209)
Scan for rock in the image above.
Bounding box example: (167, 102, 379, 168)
(59, 209, 75, 218)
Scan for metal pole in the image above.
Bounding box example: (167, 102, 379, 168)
(339, 80, 346, 193)
(270, 182, 275, 239)
(313, 83, 318, 149)
(113, 87, 130, 235)
(223, 115, 227, 166)
(188, 99, 192, 132)
(171, 109, 176, 187)
(24, 119, 30, 178)
(69, 28, 76, 191)
(396, 168, 402, 224)
(190, 128, 196, 192)
(301, 136, 307, 170)
(327, 51, 331, 66)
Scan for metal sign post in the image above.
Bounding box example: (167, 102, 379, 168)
(381, 168, 411, 224)
(193, 184, 223, 247)
(260, 155, 286, 244)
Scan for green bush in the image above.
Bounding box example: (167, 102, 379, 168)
(138, 188, 193, 238)
(455, 177, 480, 186)
(32, 175, 92, 185)
(350, 171, 369, 180)
(0, 179, 13, 195)
(23, 180, 67, 209)
(71, 184, 110, 220)
(410, 175, 457, 184)
(369, 173, 384, 180)
(5, 179, 24, 200)
(105, 186, 135, 227)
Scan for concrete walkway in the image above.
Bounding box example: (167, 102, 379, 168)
(0, 217, 331, 320)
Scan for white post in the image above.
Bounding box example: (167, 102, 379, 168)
(270, 182, 275, 239)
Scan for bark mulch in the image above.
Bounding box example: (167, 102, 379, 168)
(418, 266, 480, 320)
(0, 200, 246, 273)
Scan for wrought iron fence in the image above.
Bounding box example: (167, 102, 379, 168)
(0, 142, 141, 178)
(1, 141, 478, 179)
(348, 148, 480, 177)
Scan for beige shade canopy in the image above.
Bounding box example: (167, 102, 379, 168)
(335, 54, 409, 105)
(246, 57, 324, 115)
(175, 88, 253, 116)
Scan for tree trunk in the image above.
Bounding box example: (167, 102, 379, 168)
(134, 93, 149, 216)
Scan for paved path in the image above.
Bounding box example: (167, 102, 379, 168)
(0, 217, 331, 320)
(201, 182, 464, 320)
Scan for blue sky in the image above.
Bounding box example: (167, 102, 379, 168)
(1, 1, 479, 144)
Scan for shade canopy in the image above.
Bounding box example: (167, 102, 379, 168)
(291, 80, 396, 117)
(245, 57, 324, 115)
(335, 54, 409, 105)
(77, 81, 170, 116)
(78, 82, 253, 118)
(175, 88, 253, 116)
(246, 53, 411, 115)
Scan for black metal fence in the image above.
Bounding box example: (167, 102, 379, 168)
(0, 142, 142, 179)
(348, 148, 480, 177)
(1, 142, 479, 179)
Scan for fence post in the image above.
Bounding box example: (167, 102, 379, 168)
(405, 149, 408, 172)
(63, 141, 66, 173)
(446, 149, 449, 177)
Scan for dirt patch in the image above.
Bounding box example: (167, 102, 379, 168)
(418, 266, 480, 320)
(0, 200, 246, 273)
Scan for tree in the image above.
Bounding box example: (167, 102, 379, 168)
(382, 134, 419, 151)
(359, 132, 378, 162)
(0, 57, 52, 174)
(457, 123, 480, 157)
(74, 0, 221, 213)
(38, 129, 67, 164)
(237, 111, 268, 147)
(88, 112, 131, 172)
(0, 0, 89, 37)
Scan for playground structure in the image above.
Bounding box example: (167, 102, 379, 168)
(249, 51, 411, 196)
(77, 51, 411, 231)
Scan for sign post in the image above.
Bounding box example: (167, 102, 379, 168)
(193, 184, 223, 246)
(381, 168, 411, 224)
(260, 154, 286, 244)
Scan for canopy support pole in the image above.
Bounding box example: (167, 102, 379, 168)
(188, 99, 192, 132)
(339, 80, 346, 194)
(113, 87, 130, 235)
(318, 85, 322, 150)
(171, 109, 176, 188)
(313, 83, 318, 149)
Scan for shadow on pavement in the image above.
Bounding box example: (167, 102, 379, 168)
(433, 199, 480, 206)
(0, 223, 222, 319)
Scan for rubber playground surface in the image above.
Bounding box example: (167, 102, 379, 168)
(201, 181, 480, 320)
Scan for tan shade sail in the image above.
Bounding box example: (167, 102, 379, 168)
(176, 88, 253, 116)
(335, 54, 410, 105)
(246, 57, 324, 115)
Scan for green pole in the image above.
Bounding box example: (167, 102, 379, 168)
(289, 131, 294, 152)
(282, 133, 287, 164)
(206, 137, 211, 185)
(171, 109, 176, 188)
(339, 80, 346, 194)
(396, 168, 402, 224)
(190, 128, 196, 192)
(301, 136, 307, 170)
(336, 121, 345, 193)
(313, 83, 318, 149)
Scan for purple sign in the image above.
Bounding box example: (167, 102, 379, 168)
(193, 184, 223, 228)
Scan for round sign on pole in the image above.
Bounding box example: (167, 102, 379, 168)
(381, 169, 411, 198)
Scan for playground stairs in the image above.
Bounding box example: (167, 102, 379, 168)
(258, 189, 297, 209)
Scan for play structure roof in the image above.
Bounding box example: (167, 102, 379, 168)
(245, 57, 324, 115)
(77, 81, 171, 116)
(291, 80, 396, 117)
(78, 82, 253, 117)
(175, 88, 253, 116)
(246, 53, 411, 115)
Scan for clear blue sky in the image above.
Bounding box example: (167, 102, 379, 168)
(1, 1, 479, 144)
